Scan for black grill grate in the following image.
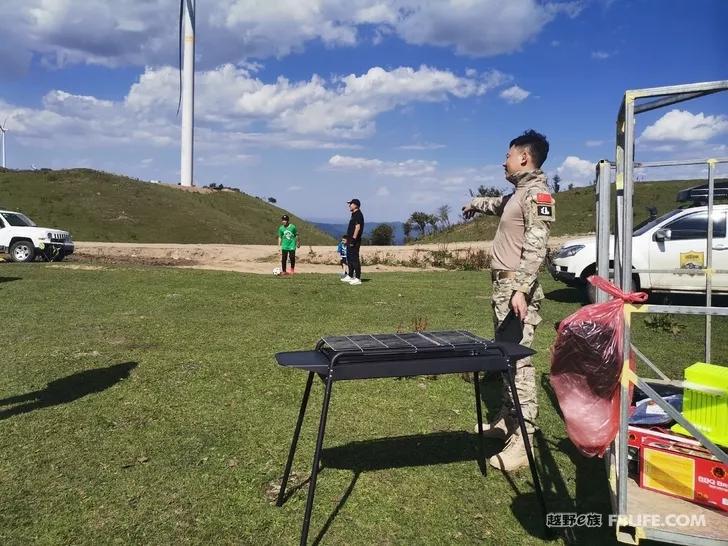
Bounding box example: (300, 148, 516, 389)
(321, 330, 489, 354)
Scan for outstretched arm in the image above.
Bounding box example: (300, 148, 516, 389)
(462, 195, 509, 219)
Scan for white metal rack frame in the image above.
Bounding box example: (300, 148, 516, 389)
(594, 81, 728, 545)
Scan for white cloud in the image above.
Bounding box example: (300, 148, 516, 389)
(585, 139, 604, 147)
(198, 153, 259, 166)
(275, 65, 496, 137)
(288, 185, 303, 191)
(499, 85, 530, 104)
(0, 1, 581, 72)
(327, 154, 438, 177)
(591, 50, 611, 60)
(0, 63, 499, 156)
(394, 0, 582, 57)
(640, 110, 728, 142)
(126, 64, 499, 139)
(375, 186, 390, 197)
(555, 156, 596, 186)
(398, 142, 446, 150)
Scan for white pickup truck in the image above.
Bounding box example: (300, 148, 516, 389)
(0, 210, 74, 262)
(549, 188, 728, 300)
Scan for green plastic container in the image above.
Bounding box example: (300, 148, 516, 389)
(672, 362, 728, 447)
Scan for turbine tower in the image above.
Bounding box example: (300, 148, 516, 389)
(179, 0, 196, 186)
(0, 118, 7, 169)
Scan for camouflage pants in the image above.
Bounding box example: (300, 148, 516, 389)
(491, 277, 544, 433)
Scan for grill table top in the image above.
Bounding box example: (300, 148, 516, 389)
(276, 330, 534, 380)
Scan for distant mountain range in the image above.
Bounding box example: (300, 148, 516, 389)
(311, 221, 407, 245)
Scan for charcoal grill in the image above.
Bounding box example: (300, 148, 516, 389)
(275, 330, 547, 545)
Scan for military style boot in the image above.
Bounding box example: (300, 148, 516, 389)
(488, 431, 534, 472)
(473, 410, 518, 439)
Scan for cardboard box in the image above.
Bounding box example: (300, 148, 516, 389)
(628, 425, 728, 512)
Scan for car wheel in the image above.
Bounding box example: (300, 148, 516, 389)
(580, 265, 598, 303)
(585, 282, 598, 304)
(9, 240, 36, 263)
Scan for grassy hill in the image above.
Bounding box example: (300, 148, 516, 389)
(419, 179, 727, 243)
(0, 168, 335, 244)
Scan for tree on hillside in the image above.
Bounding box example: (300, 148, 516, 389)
(437, 204, 451, 228)
(470, 185, 503, 197)
(568, 183, 574, 191)
(371, 223, 394, 245)
(551, 174, 561, 194)
(427, 215, 439, 234)
(408, 211, 430, 237)
(267, 197, 277, 203)
(403, 222, 412, 242)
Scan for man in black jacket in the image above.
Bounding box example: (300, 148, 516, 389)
(342, 198, 364, 285)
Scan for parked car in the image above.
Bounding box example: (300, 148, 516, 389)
(0, 210, 74, 262)
(549, 183, 728, 301)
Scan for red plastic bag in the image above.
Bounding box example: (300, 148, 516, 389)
(549, 276, 648, 457)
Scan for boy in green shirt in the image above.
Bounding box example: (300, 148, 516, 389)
(277, 215, 300, 275)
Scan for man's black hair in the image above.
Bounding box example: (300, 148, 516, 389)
(509, 129, 549, 168)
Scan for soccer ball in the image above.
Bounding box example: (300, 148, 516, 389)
(272, 267, 281, 276)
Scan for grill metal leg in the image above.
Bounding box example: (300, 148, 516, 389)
(277, 372, 315, 507)
(301, 372, 335, 546)
(473, 371, 484, 434)
(503, 364, 548, 531)
(473, 371, 486, 475)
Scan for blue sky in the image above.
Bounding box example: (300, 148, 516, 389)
(1, 0, 727, 222)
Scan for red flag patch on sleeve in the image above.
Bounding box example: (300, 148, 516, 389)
(536, 193, 553, 204)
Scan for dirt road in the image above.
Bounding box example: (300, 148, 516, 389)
(72, 235, 584, 274)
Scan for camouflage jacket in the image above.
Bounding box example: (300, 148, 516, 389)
(468, 170, 555, 293)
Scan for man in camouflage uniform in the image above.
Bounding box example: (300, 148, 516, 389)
(462, 130, 555, 472)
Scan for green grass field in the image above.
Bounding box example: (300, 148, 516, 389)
(1, 265, 724, 545)
(0, 168, 334, 245)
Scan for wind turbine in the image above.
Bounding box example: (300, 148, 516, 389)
(0, 118, 7, 169)
(178, 0, 196, 187)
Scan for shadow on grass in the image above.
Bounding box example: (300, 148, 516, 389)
(323, 431, 503, 471)
(0, 361, 137, 420)
(311, 471, 360, 546)
(532, 374, 618, 545)
(314, 432, 507, 544)
(540, 373, 564, 422)
(0, 276, 22, 284)
(545, 287, 586, 305)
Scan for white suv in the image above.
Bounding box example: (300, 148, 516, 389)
(0, 210, 74, 262)
(549, 200, 728, 299)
